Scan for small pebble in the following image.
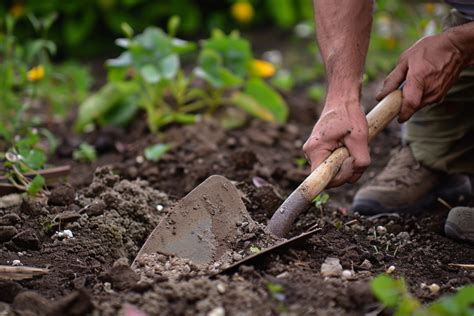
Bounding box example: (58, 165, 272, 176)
(397, 231, 410, 240)
(386, 265, 396, 274)
(156, 205, 164, 211)
(104, 282, 113, 293)
(276, 272, 289, 279)
(233, 253, 243, 261)
(428, 283, 440, 294)
(53, 229, 74, 239)
(376, 226, 387, 235)
(341, 270, 352, 279)
(216, 283, 226, 294)
(12, 260, 22, 266)
(207, 307, 225, 316)
(321, 257, 343, 277)
(360, 259, 373, 270)
(136, 156, 144, 164)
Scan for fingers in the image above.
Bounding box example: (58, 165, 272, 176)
(303, 137, 337, 172)
(343, 127, 371, 174)
(398, 75, 424, 123)
(376, 60, 408, 101)
(327, 157, 354, 188)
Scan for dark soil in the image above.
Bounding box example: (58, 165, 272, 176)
(1, 88, 473, 316)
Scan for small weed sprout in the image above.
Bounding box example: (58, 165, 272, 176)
(249, 246, 261, 254)
(73, 143, 97, 163)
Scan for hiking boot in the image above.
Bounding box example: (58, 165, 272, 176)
(445, 207, 474, 243)
(352, 146, 471, 215)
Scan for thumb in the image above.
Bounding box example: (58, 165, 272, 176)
(376, 60, 408, 101)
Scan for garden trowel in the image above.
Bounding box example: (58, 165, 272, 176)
(133, 89, 403, 271)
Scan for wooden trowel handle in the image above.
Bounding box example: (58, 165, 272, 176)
(268, 90, 403, 237)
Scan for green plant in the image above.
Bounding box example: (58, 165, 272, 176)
(249, 245, 262, 254)
(371, 275, 474, 316)
(313, 192, 329, 210)
(0, 130, 48, 196)
(76, 20, 288, 133)
(144, 144, 171, 162)
(73, 143, 97, 163)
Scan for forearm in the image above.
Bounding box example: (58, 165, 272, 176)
(313, 0, 373, 103)
(445, 21, 474, 66)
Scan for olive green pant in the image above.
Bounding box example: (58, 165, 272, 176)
(403, 10, 474, 175)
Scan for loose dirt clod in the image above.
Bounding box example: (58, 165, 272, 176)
(321, 257, 343, 277)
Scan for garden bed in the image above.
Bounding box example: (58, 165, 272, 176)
(0, 90, 473, 316)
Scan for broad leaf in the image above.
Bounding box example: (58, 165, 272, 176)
(27, 175, 45, 196)
(144, 144, 171, 162)
(242, 78, 288, 123)
(140, 64, 161, 83)
(231, 91, 275, 122)
(75, 82, 140, 132)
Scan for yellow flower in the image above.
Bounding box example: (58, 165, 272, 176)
(10, 3, 25, 18)
(27, 65, 45, 82)
(424, 3, 435, 14)
(251, 59, 276, 78)
(231, 1, 254, 24)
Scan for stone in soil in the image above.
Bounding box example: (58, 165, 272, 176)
(48, 184, 76, 206)
(0, 226, 18, 242)
(11, 229, 41, 250)
(0, 213, 21, 226)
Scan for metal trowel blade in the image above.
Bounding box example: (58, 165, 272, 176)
(132, 175, 252, 267)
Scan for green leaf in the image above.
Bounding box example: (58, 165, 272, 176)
(75, 82, 140, 132)
(171, 39, 197, 54)
(107, 52, 132, 67)
(195, 49, 242, 88)
(21, 149, 47, 170)
(140, 64, 161, 83)
(167, 15, 180, 37)
(101, 96, 139, 127)
(267, 282, 284, 294)
(371, 275, 405, 308)
(250, 246, 261, 254)
(202, 30, 252, 77)
(242, 78, 288, 123)
(144, 144, 171, 162)
(158, 54, 179, 80)
(313, 192, 329, 209)
(271, 70, 294, 92)
(27, 175, 45, 196)
(73, 143, 97, 163)
(121, 22, 134, 38)
(266, 0, 297, 28)
(231, 91, 276, 122)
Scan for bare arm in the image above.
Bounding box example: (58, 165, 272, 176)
(314, 0, 373, 101)
(303, 0, 374, 186)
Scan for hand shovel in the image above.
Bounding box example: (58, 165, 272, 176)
(133, 89, 403, 271)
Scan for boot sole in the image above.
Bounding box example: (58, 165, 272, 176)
(444, 222, 474, 244)
(352, 175, 472, 215)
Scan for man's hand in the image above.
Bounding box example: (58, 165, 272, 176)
(303, 98, 370, 187)
(376, 32, 469, 122)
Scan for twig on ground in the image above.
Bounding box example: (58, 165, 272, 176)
(0, 265, 49, 280)
(448, 263, 474, 270)
(437, 197, 453, 210)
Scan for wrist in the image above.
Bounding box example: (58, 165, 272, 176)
(444, 22, 474, 66)
(325, 79, 362, 109)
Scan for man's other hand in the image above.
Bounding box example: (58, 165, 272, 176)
(376, 32, 468, 122)
(303, 99, 370, 187)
